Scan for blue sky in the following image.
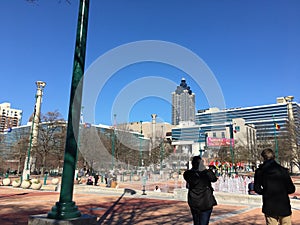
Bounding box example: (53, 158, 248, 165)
(1, 0, 299, 126)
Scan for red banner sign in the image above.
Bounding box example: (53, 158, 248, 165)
(207, 137, 234, 147)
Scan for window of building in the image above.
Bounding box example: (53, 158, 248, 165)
(221, 132, 225, 138)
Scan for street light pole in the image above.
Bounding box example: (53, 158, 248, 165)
(229, 123, 235, 171)
(139, 120, 143, 167)
(160, 125, 164, 170)
(272, 115, 279, 162)
(111, 113, 117, 170)
(111, 129, 115, 170)
(23, 81, 46, 181)
(198, 128, 202, 157)
(48, 0, 89, 220)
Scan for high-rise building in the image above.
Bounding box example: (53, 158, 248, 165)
(170, 97, 299, 164)
(0, 102, 22, 133)
(172, 78, 195, 125)
(195, 97, 300, 143)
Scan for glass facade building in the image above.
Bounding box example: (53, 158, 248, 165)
(196, 101, 300, 143)
(171, 99, 300, 158)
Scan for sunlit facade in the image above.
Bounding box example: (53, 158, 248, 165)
(171, 78, 195, 125)
(0, 102, 22, 133)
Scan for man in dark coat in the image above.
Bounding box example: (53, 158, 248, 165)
(254, 148, 295, 225)
(184, 156, 218, 225)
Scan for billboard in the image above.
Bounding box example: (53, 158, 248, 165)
(207, 137, 234, 147)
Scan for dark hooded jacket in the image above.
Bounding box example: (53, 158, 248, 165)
(254, 159, 295, 217)
(184, 169, 218, 212)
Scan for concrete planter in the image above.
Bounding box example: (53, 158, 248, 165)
(172, 172, 179, 179)
(123, 175, 129, 182)
(2, 178, 11, 186)
(12, 180, 21, 187)
(21, 180, 32, 189)
(111, 181, 118, 188)
(31, 182, 42, 190)
(133, 175, 140, 181)
(51, 178, 59, 185)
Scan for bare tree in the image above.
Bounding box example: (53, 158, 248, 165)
(36, 110, 65, 175)
(13, 131, 30, 174)
(277, 120, 300, 172)
(79, 125, 114, 172)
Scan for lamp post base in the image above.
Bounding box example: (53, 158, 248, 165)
(47, 201, 81, 220)
(28, 214, 96, 225)
(142, 185, 147, 195)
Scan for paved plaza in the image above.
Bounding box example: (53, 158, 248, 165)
(1, 181, 300, 225)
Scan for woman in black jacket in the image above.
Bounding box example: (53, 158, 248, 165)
(184, 156, 218, 225)
(254, 148, 295, 225)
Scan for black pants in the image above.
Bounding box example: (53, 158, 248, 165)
(191, 208, 212, 225)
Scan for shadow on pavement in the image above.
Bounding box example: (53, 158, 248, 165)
(97, 188, 136, 224)
(0, 192, 29, 198)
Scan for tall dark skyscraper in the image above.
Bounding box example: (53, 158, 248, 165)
(171, 78, 195, 125)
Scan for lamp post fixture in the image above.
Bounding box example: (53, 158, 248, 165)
(48, 0, 89, 220)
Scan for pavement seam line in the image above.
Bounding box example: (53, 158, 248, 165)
(210, 205, 258, 222)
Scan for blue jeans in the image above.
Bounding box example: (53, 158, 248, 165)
(191, 208, 213, 225)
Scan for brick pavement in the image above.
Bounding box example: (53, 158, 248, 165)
(1, 186, 300, 225)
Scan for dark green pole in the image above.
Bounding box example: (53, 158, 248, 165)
(25, 103, 36, 180)
(111, 130, 115, 170)
(48, 0, 89, 220)
(111, 114, 116, 169)
(160, 141, 164, 170)
(274, 129, 279, 162)
(229, 124, 234, 170)
(272, 115, 279, 162)
(139, 121, 143, 167)
(198, 129, 202, 157)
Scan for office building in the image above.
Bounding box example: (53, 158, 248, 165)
(171, 78, 195, 125)
(196, 96, 300, 144)
(171, 96, 299, 164)
(0, 103, 22, 133)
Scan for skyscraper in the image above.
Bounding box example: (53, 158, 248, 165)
(172, 78, 195, 125)
(0, 102, 22, 133)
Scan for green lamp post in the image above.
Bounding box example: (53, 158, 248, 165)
(272, 115, 279, 162)
(111, 130, 115, 170)
(139, 120, 143, 167)
(229, 123, 235, 172)
(48, 0, 89, 220)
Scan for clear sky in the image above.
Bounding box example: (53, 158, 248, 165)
(1, 0, 299, 126)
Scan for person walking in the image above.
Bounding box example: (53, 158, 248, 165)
(184, 156, 218, 225)
(94, 173, 99, 186)
(154, 185, 161, 192)
(254, 148, 295, 225)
